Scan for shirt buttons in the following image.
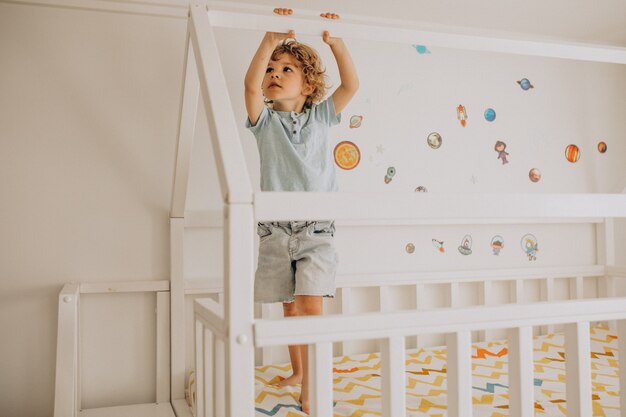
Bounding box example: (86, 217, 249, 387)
(293, 120, 296, 124)
(292, 130, 297, 134)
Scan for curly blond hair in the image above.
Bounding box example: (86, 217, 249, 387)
(269, 40, 328, 108)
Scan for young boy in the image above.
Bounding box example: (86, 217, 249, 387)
(244, 11, 358, 414)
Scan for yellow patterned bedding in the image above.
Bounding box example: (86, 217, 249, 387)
(254, 326, 619, 416)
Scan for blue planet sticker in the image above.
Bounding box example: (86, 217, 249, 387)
(412, 45, 431, 54)
(517, 78, 534, 90)
(484, 108, 496, 122)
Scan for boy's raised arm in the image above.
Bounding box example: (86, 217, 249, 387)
(323, 30, 359, 115)
(244, 30, 294, 126)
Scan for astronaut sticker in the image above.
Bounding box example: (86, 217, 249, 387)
(491, 235, 504, 256)
(494, 141, 509, 165)
(521, 234, 539, 261)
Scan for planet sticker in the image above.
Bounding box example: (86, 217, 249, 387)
(333, 141, 361, 170)
(405, 243, 415, 254)
(529, 168, 541, 183)
(521, 233, 538, 261)
(565, 144, 580, 163)
(458, 234, 472, 255)
(484, 108, 496, 122)
(598, 141, 607, 153)
(349, 115, 363, 128)
(412, 44, 431, 54)
(517, 78, 534, 90)
(427, 132, 442, 149)
(384, 167, 396, 184)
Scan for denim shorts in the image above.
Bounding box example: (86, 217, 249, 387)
(255, 220, 337, 303)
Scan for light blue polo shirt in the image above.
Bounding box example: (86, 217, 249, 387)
(246, 97, 341, 192)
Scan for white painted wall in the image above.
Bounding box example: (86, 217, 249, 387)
(1, 3, 625, 417)
(0, 3, 187, 416)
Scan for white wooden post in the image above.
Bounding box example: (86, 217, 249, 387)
(170, 218, 186, 400)
(53, 284, 79, 417)
(446, 330, 473, 417)
(564, 322, 592, 417)
(156, 291, 171, 403)
(170, 26, 200, 219)
(309, 342, 334, 417)
(381, 335, 406, 417)
(222, 203, 255, 417)
(507, 326, 534, 417)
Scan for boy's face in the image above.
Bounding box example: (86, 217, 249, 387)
(262, 53, 313, 107)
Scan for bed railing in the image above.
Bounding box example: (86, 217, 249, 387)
(194, 295, 626, 417)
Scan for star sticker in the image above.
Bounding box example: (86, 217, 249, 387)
(376, 145, 385, 154)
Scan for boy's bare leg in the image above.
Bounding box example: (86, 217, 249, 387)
(276, 301, 303, 386)
(295, 295, 324, 414)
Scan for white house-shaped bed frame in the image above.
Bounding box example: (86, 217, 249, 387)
(50, 1, 626, 417)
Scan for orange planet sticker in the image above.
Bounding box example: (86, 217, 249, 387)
(333, 141, 361, 170)
(565, 144, 580, 163)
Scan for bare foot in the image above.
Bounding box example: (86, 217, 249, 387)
(299, 393, 310, 414)
(274, 374, 302, 387)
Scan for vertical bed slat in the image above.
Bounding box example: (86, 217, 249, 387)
(597, 218, 616, 331)
(381, 335, 406, 417)
(414, 283, 425, 347)
(541, 277, 555, 334)
(569, 276, 584, 300)
(156, 291, 171, 403)
(446, 330, 473, 417)
(309, 342, 333, 417)
(480, 281, 493, 341)
(340, 287, 352, 355)
(511, 279, 524, 304)
(564, 322, 592, 416)
(618, 319, 626, 415)
(204, 330, 215, 417)
(507, 326, 534, 417)
(195, 319, 205, 417)
(215, 337, 226, 417)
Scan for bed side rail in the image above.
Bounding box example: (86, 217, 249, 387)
(254, 297, 626, 417)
